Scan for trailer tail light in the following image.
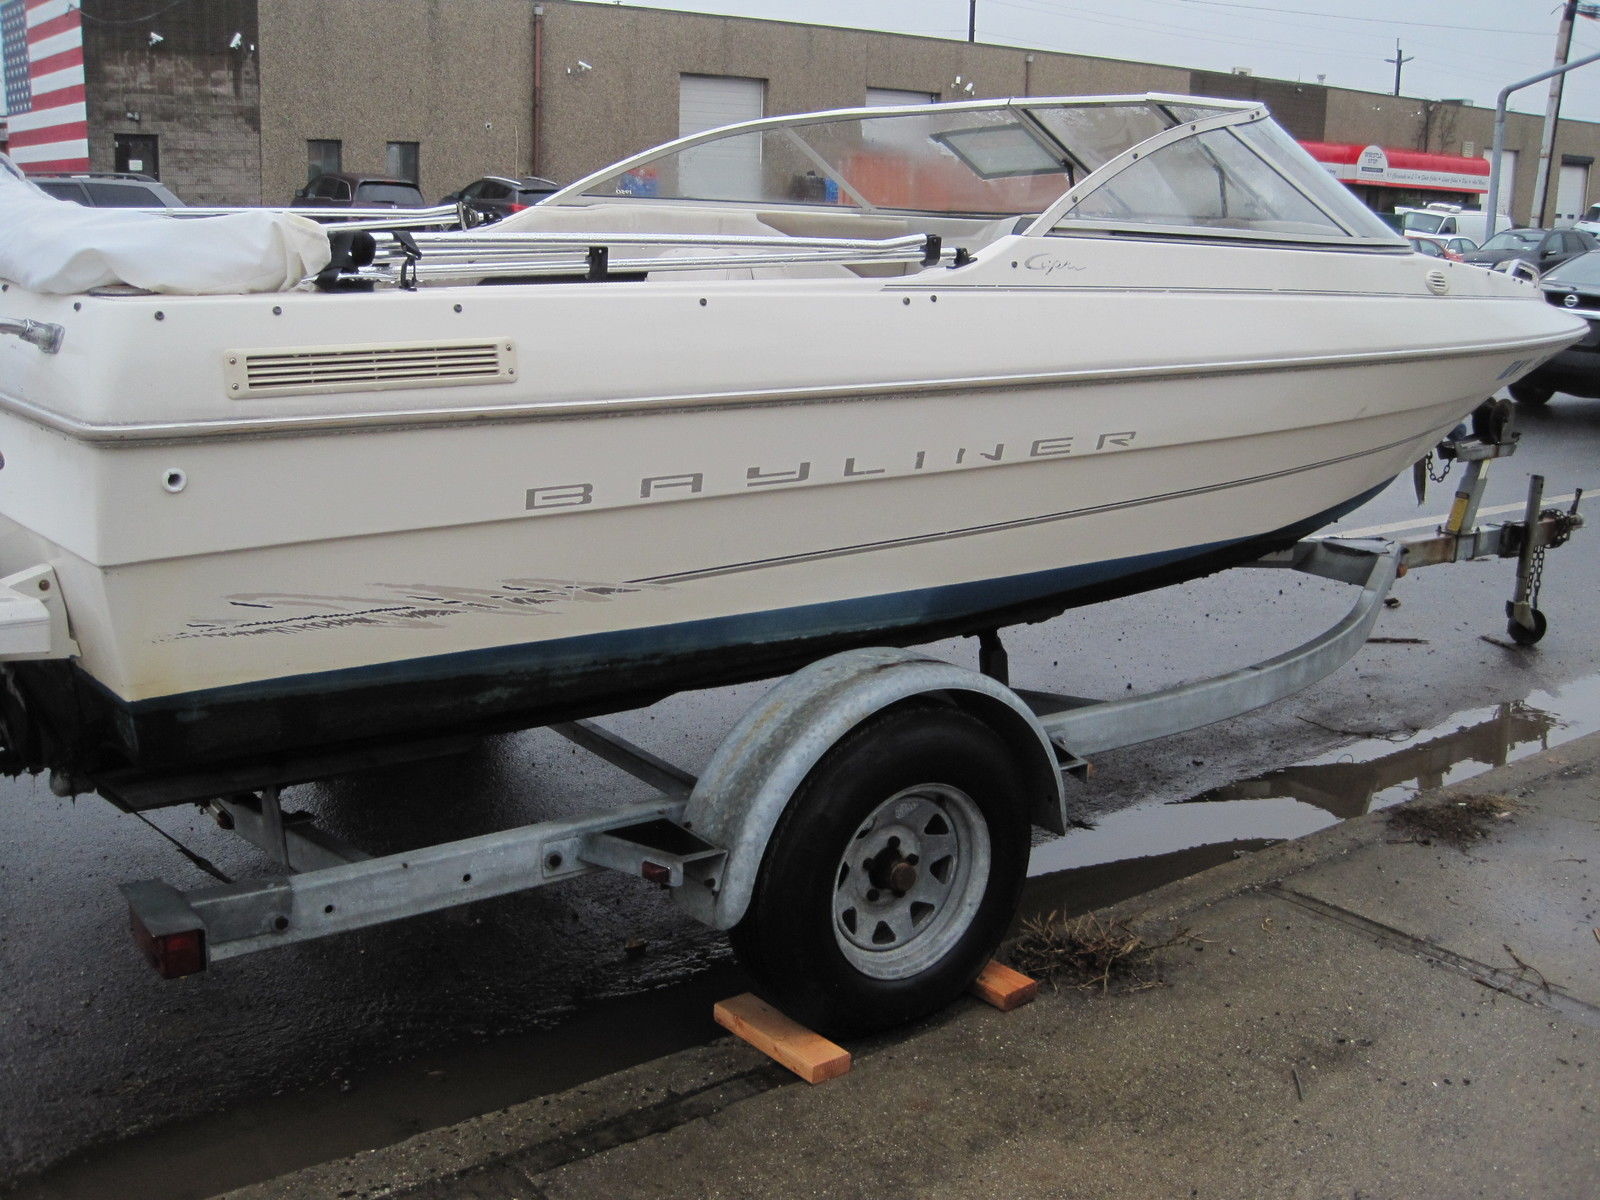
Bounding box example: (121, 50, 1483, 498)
(641, 860, 671, 885)
(128, 906, 207, 978)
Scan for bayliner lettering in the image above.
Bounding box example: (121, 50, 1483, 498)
(526, 430, 1139, 511)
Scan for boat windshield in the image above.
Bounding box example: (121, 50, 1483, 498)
(536, 95, 1401, 246)
(551, 98, 1234, 219)
(1050, 118, 1400, 243)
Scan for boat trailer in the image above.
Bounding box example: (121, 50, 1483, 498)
(101, 413, 1583, 1032)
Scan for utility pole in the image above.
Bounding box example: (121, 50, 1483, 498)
(968, 0, 976, 43)
(1385, 40, 1413, 97)
(1532, 0, 1580, 227)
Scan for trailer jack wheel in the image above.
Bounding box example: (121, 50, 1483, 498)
(730, 705, 1030, 1038)
(1508, 608, 1548, 646)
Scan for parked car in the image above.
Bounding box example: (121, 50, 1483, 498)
(1407, 233, 1478, 261)
(1505, 249, 1600, 405)
(292, 172, 425, 209)
(1460, 227, 1598, 273)
(1574, 203, 1600, 238)
(441, 175, 560, 224)
(30, 172, 184, 208)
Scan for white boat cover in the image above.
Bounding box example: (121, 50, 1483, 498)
(0, 153, 330, 295)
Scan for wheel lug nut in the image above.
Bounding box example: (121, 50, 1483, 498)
(866, 889, 880, 902)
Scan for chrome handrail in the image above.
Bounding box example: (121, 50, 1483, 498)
(0, 317, 64, 354)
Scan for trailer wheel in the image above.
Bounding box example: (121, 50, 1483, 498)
(730, 704, 1030, 1037)
(1508, 608, 1548, 646)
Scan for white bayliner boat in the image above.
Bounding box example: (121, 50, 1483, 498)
(0, 94, 1584, 788)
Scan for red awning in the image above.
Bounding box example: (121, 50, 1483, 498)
(1300, 141, 1489, 194)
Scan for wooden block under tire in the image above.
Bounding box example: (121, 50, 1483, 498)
(970, 960, 1039, 1011)
(713, 993, 852, 1084)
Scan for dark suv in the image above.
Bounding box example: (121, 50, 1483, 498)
(442, 175, 560, 224)
(30, 172, 184, 208)
(292, 172, 425, 209)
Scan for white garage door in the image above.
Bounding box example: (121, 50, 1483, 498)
(1556, 161, 1590, 228)
(678, 74, 766, 200)
(1485, 147, 1516, 216)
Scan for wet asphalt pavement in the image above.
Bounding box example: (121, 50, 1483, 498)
(2, 395, 1598, 1199)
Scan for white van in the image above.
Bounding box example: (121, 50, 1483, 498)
(1574, 203, 1600, 237)
(1396, 202, 1510, 248)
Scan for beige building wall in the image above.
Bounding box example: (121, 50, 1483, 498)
(533, 2, 1187, 187)
(258, 0, 536, 205)
(252, 0, 1600, 223)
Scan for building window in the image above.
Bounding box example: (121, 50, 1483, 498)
(865, 88, 938, 107)
(307, 139, 341, 180)
(114, 133, 159, 178)
(386, 140, 419, 185)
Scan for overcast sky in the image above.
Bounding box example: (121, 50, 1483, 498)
(572, 0, 1600, 126)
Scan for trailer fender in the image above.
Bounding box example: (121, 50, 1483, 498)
(675, 646, 1066, 930)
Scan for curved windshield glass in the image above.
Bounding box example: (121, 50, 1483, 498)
(1482, 230, 1542, 251)
(535, 98, 1244, 220)
(1054, 121, 1399, 242)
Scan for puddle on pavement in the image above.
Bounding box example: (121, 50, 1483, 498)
(1026, 672, 1600, 898)
(17, 674, 1600, 1200)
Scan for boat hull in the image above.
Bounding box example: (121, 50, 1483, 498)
(0, 235, 1582, 779)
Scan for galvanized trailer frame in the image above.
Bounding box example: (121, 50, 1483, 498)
(113, 419, 1583, 994)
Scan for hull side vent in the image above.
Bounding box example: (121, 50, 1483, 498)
(225, 339, 517, 399)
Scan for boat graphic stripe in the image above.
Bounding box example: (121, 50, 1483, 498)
(634, 432, 1422, 588)
(118, 485, 1387, 719)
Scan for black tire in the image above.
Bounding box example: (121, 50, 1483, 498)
(1508, 608, 1548, 646)
(730, 704, 1031, 1037)
(1509, 380, 1554, 406)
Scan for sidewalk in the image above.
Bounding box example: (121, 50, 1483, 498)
(224, 732, 1600, 1200)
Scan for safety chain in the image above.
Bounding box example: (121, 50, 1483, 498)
(1524, 509, 1576, 609)
(1422, 451, 1453, 484)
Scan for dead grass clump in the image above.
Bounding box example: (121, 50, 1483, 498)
(1385, 793, 1515, 851)
(1009, 910, 1194, 994)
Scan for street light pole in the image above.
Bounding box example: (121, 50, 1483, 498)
(1487, 47, 1600, 234)
(1531, 0, 1580, 227)
(968, 0, 976, 43)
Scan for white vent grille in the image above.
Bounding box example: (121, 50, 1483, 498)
(1425, 269, 1449, 295)
(225, 339, 516, 399)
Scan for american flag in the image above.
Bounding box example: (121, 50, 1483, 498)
(0, 0, 87, 173)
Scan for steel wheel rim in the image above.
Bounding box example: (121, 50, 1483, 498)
(831, 783, 991, 980)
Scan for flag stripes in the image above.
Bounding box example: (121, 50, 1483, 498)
(0, 0, 88, 172)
